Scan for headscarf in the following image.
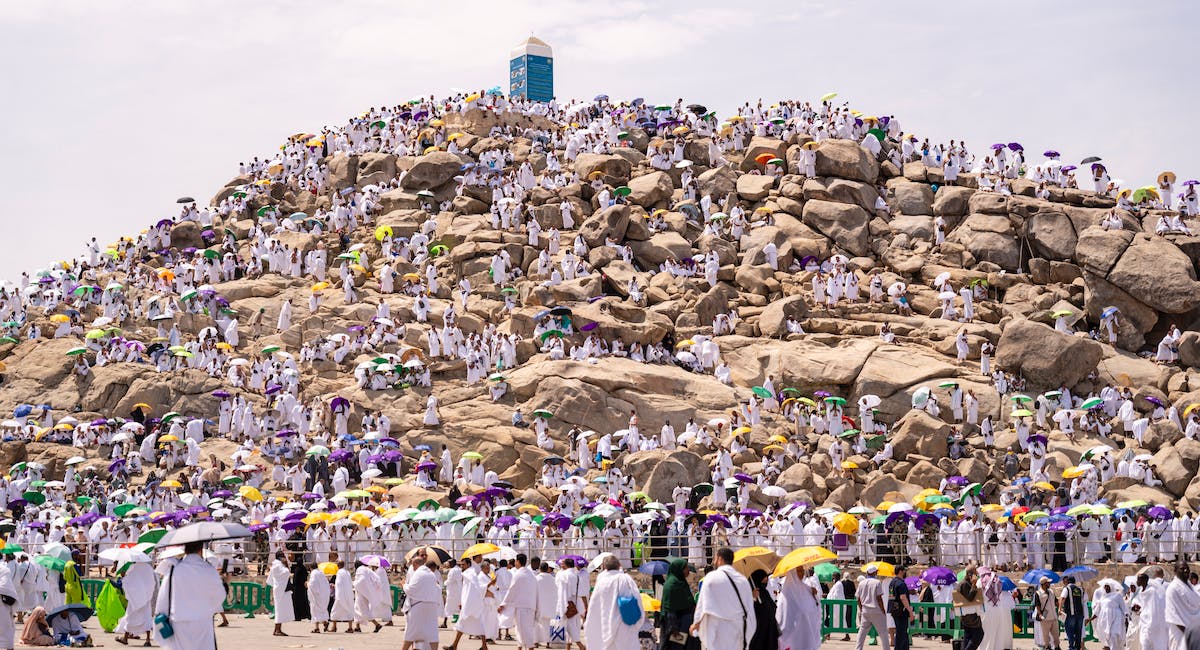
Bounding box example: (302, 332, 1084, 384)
(20, 606, 50, 645)
(660, 558, 694, 613)
(978, 567, 1002, 607)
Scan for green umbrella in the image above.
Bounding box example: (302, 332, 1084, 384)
(75, 496, 94, 506)
(0, 336, 18, 345)
(0, 543, 23, 556)
(613, 186, 631, 197)
(22, 491, 45, 505)
(1010, 394, 1033, 403)
(824, 396, 847, 406)
(813, 562, 840, 583)
(261, 345, 281, 354)
(66, 346, 88, 356)
(34, 555, 65, 571)
(532, 409, 554, 419)
(429, 244, 448, 256)
(751, 386, 773, 399)
(113, 503, 140, 517)
(870, 515, 887, 526)
(500, 287, 518, 295)
(138, 529, 167, 545)
(203, 249, 220, 260)
(867, 128, 887, 143)
(781, 388, 803, 396)
(691, 483, 714, 496)
(1080, 397, 1104, 410)
(573, 515, 605, 529)
(838, 429, 861, 438)
(539, 330, 565, 342)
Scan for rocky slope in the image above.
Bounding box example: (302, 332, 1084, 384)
(4, 102, 1200, 512)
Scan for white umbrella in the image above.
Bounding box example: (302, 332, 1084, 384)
(911, 387, 931, 407)
(859, 395, 882, 409)
(933, 271, 952, 286)
(157, 522, 252, 546)
(361, 468, 383, 480)
(888, 282, 907, 297)
(676, 351, 697, 364)
(587, 552, 617, 572)
(887, 503, 915, 514)
(938, 291, 957, 301)
(761, 485, 787, 498)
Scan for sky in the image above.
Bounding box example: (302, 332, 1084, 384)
(1, 0, 1197, 281)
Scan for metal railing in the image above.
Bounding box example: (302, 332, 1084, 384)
(38, 528, 1168, 578)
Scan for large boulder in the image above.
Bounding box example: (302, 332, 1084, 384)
(629, 231, 693, 268)
(579, 205, 631, 247)
(1179, 331, 1200, 368)
(1107, 237, 1200, 314)
(637, 449, 710, 502)
(399, 151, 463, 190)
(946, 214, 1021, 271)
(627, 171, 673, 208)
(1024, 210, 1077, 261)
(801, 200, 870, 256)
(890, 410, 951, 460)
(697, 166, 737, 198)
(736, 174, 775, 202)
(933, 186, 975, 217)
(891, 181, 934, 215)
(814, 139, 879, 183)
(1082, 272, 1158, 351)
(995, 318, 1102, 388)
(573, 153, 632, 182)
(1075, 226, 1134, 275)
(757, 295, 809, 338)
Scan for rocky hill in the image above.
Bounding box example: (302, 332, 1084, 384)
(3, 99, 1200, 512)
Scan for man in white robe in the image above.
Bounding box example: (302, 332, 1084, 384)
(556, 558, 589, 649)
(267, 554, 295, 635)
(0, 561, 15, 650)
(1165, 564, 1200, 650)
(1134, 572, 1168, 650)
(153, 542, 226, 650)
(400, 554, 442, 650)
(534, 560, 558, 645)
(691, 547, 756, 649)
(353, 562, 382, 632)
(307, 564, 331, 633)
(329, 564, 355, 631)
(583, 555, 642, 650)
(498, 553, 538, 650)
(452, 555, 497, 648)
(115, 559, 155, 645)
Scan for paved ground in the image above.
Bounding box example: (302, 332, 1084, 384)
(64, 616, 976, 649)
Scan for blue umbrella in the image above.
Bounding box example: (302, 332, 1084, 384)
(13, 405, 32, 418)
(638, 560, 670, 576)
(999, 576, 1018, 592)
(1063, 566, 1099, 581)
(1022, 569, 1060, 585)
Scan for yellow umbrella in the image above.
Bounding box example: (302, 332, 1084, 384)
(802, 141, 820, 150)
(1160, 171, 1177, 185)
(1032, 481, 1055, 491)
(157, 435, 180, 443)
(423, 145, 440, 154)
(465, 93, 481, 102)
(1185, 403, 1200, 418)
(763, 444, 785, 454)
(160, 480, 182, 489)
(732, 547, 780, 576)
(671, 126, 690, 136)
(913, 488, 941, 504)
(348, 512, 372, 527)
(642, 593, 661, 613)
(365, 485, 387, 494)
(239, 486, 263, 502)
(375, 225, 393, 241)
(980, 504, 1004, 513)
(462, 542, 500, 559)
(832, 513, 859, 535)
(733, 426, 752, 436)
(402, 273, 421, 282)
(318, 562, 338, 576)
(429, 119, 444, 128)
(862, 561, 895, 577)
(50, 314, 70, 323)
(876, 501, 895, 511)
(768, 435, 789, 445)
(447, 132, 465, 141)
(841, 461, 859, 470)
(773, 546, 837, 577)
(1062, 466, 1085, 479)
(303, 512, 331, 525)
(518, 504, 542, 515)
(311, 281, 330, 292)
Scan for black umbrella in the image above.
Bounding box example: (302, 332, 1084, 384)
(47, 603, 93, 623)
(687, 104, 707, 114)
(176, 196, 195, 204)
(408, 545, 452, 564)
(1081, 156, 1102, 164)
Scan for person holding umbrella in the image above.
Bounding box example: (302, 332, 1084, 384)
(658, 558, 698, 650)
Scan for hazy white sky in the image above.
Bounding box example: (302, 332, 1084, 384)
(2, 0, 1196, 280)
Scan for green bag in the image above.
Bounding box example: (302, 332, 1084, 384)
(96, 580, 127, 633)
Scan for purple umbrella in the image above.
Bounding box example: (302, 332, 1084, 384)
(455, 496, 475, 506)
(1145, 396, 1164, 407)
(1043, 150, 1060, 158)
(1147, 506, 1173, 520)
(580, 322, 599, 332)
(151, 513, 175, 525)
(921, 566, 957, 586)
(265, 384, 282, 395)
(1007, 142, 1023, 151)
(905, 576, 922, 591)
(1050, 506, 1071, 516)
(212, 390, 231, 398)
(885, 511, 911, 528)
(739, 509, 763, 518)
(913, 513, 938, 529)
(300, 492, 321, 501)
(27, 521, 46, 529)
(990, 143, 1005, 150)
(7, 499, 27, 508)
(330, 396, 350, 410)
(559, 554, 586, 567)
(281, 520, 305, 531)
(1049, 520, 1075, 531)
(212, 489, 234, 499)
(734, 473, 753, 483)
(416, 461, 437, 471)
(704, 514, 731, 528)
(248, 523, 270, 532)
(108, 459, 126, 472)
(329, 450, 353, 462)
(283, 510, 307, 520)
(1183, 180, 1200, 186)
(91, 418, 109, 426)
(275, 430, 298, 438)
(185, 505, 207, 515)
(945, 476, 968, 487)
(1061, 165, 1077, 172)
(495, 516, 519, 527)
(380, 437, 400, 446)
(1027, 435, 1048, 446)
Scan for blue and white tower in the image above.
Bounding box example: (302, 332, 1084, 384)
(509, 36, 553, 102)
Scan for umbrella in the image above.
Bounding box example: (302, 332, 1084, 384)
(461, 542, 500, 559)
(862, 561, 896, 577)
(1081, 156, 1102, 164)
(911, 387, 931, 407)
(47, 603, 93, 623)
(1063, 566, 1098, 581)
(773, 546, 836, 577)
(638, 559, 670, 576)
(1022, 569, 1060, 584)
(921, 566, 957, 586)
(732, 547, 780, 577)
(156, 521, 251, 546)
